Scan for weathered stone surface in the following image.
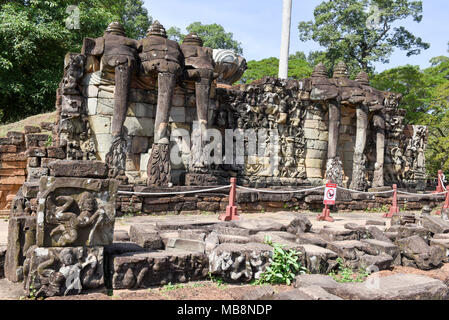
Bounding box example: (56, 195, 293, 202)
(367, 226, 393, 243)
(429, 239, 449, 262)
(299, 244, 338, 274)
(361, 239, 400, 263)
(297, 232, 329, 247)
(396, 235, 444, 270)
(36, 176, 117, 247)
(0, 246, 6, 278)
(358, 253, 394, 270)
(177, 229, 206, 241)
(398, 225, 432, 241)
(326, 240, 369, 260)
(319, 228, 358, 242)
(294, 274, 340, 290)
(113, 230, 130, 242)
(218, 234, 251, 244)
(421, 216, 449, 234)
(48, 160, 108, 178)
(296, 285, 343, 300)
(270, 289, 314, 300)
(208, 243, 273, 282)
(240, 285, 277, 300)
(230, 219, 285, 234)
(330, 274, 448, 300)
(215, 226, 251, 237)
(129, 224, 163, 250)
(166, 238, 205, 252)
(365, 220, 386, 226)
(286, 214, 312, 234)
(5, 216, 36, 282)
(112, 250, 209, 289)
(23, 246, 105, 298)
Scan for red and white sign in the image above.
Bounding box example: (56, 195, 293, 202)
(323, 183, 337, 205)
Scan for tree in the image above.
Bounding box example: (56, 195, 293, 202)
(298, 0, 430, 74)
(0, 0, 151, 123)
(371, 52, 449, 175)
(167, 22, 243, 54)
(241, 52, 313, 84)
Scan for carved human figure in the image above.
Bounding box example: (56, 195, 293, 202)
(138, 21, 184, 186)
(82, 22, 139, 178)
(48, 193, 103, 246)
(180, 33, 216, 170)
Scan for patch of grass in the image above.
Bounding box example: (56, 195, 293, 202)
(0, 111, 57, 137)
(162, 282, 186, 291)
(208, 272, 227, 288)
(329, 258, 370, 283)
(255, 236, 308, 286)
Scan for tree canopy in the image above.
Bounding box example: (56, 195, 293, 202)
(241, 52, 313, 84)
(298, 0, 430, 74)
(167, 22, 243, 54)
(0, 0, 151, 123)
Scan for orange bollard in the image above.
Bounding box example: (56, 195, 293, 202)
(435, 190, 449, 216)
(434, 170, 445, 194)
(219, 177, 239, 221)
(317, 203, 334, 222)
(317, 182, 335, 222)
(383, 184, 399, 218)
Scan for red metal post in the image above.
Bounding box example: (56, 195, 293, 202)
(435, 189, 449, 216)
(317, 203, 334, 222)
(434, 170, 444, 193)
(317, 181, 335, 222)
(383, 184, 399, 218)
(219, 177, 239, 221)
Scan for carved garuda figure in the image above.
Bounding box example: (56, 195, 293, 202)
(180, 33, 216, 172)
(138, 21, 184, 186)
(82, 22, 139, 180)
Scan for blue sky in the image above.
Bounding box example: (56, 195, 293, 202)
(144, 0, 448, 72)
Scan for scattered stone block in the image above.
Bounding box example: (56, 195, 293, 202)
(166, 238, 205, 252)
(396, 235, 444, 270)
(421, 216, 449, 234)
(178, 229, 207, 241)
(230, 219, 285, 234)
(429, 239, 449, 262)
(218, 234, 251, 244)
(112, 250, 209, 289)
(299, 244, 338, 274)
(240, 285, 277, 300)
(330, 274, 448, 300)
(23, 246, 104, 298)
(327, 240, 369, 260)
(319, 228, 358, 242)
(294, 274, 340, 290)
(129, 224, 163, 250)
(48, 160, 108, 178)
(398, 225, 432, 242)
(367, 226, 393, 243)
(358, 253, 394, 270)
(36, 176, 117, 247)
(296, 285, 343, 300)
(286, 214, 312, 234)
(365, 220, 386, 227)
(0, 246, 6, 278)
(208, 243, 273, 282)
(361, 239, 400, 262)
(270, 289, 313, 300)
(297, 232, 329, 247)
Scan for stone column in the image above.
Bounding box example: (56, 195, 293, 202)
(278, 0, 292, 79)
(325, 100, 343, 185)
(106, 62, 133, 178)
(373, 113, 385, 187)
(349, 104, 368, 190)
(147, 72, 176, 187)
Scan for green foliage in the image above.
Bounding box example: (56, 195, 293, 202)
(255, 236, 308, 286)
(167, 22, 243, 55)
(162, 282, 185, 291)
(0, 0, 151, 123)
(208, 272, 226, 287)
(329, 257, 370, 283)
(298, 0, 429, 73)
(242, 52, 313, 84)
(185, 22, 242, 55)
(372, 52, 449, 175)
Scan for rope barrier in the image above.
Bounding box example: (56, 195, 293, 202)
(336, 186, 394, 195)
(236, 185, 325, 194)
(397, 190, 447, 197)
(117, 185, 232, 196)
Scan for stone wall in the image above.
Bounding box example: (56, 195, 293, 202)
(0, 131, 26, 215)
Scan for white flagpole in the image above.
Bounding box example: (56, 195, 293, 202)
(278, 0, 292, 79)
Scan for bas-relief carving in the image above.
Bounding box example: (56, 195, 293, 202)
(36, 176, 118, 247)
